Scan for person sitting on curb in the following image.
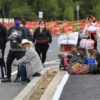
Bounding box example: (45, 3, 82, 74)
(13, 39, 43, 84)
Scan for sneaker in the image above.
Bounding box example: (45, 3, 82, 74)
(1, 77, 11, 82)
(13, 77, 20, 82)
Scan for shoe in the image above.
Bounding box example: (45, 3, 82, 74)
(27, 78, 30, 83)
(1, 77, 12, 82)
(18, 81, 28, 85)
(33, 72, 41, 77)
(13, 77, 20, 82)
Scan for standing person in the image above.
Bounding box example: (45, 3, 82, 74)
(2, 16, 27, 82)
(0, 23, 7, 79)
(13, 39, 43, 84)
(33, 20, 52, 67)
(20, 18, 33, 41)
(82, 15, 97, 50)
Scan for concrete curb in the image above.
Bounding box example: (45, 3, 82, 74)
(40, 70, 66, 100)
(13, 65, 59, 100)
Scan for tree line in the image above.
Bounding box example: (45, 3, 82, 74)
(0, 0, 99, 21)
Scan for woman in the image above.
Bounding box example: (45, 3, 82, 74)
(33, 20, 52, 67)
(82, 15, 97, 50)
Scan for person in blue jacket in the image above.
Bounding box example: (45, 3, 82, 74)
(20, 18, 33, 41)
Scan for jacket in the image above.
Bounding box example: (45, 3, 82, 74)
(15, 47, 43, 78)
(33, 27, 52, 43)
(24, 27, 33, 41)
(7, 26, 27, 51)
(0, 24, 7, 48)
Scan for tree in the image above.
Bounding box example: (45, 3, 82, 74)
(63, 6, 74, 21)
(9, 6, 38, 21)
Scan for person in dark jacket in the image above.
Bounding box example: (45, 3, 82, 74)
(2, 16, 27, 82)
(20, 18, 33, 41)
(0, 23, 7, 79)
(33, 20, 52, 67)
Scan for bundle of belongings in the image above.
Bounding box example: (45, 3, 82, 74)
(69, 63, 88, 75)
(58, 32, 78, 46)
(80, 39, 95, 49)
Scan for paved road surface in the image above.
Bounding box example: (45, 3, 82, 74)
(59, 75, 100, 100)
(0, 35, 60, 100)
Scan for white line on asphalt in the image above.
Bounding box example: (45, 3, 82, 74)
(11, 71, 18, 76)
(52, 72, 70, 100)
(45, 59, 59, 64)
(48, 50, 54, 52)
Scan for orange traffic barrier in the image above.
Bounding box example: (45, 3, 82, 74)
(97, 21, 100, 27)
(29, 26, 33, 35)
(50, 26, 54, 34)
(67, 23, 73, 33)
(25, 25, 33, 35)
(62, 23, 68, 33)
(80, 21, 85, 32)
(54, 24, 60, 35)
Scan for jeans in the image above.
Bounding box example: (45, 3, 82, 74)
(19, 64, 27, 82)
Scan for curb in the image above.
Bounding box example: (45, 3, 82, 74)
(13, 65, 59, 100)
(40, 70, 66, 100)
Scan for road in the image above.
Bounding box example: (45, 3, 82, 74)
(0, 35, 60, 100)
(1, 33, 100, 100)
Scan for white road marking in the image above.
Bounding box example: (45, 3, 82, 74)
(11, 71, 18, 76)
(52, 72, 70, 100)
(45, 59, 59, 64)
(48, 50, 54, 52)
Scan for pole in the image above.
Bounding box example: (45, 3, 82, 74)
(77, 5, 79, 30)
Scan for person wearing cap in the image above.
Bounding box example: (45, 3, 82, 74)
(12, 39, 43, 84)
(20, 18, 33, 41)
(2, 16, 27, 82)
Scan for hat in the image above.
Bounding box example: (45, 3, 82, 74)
(19, 39, 33, 47)
(14, 16, 21, 21)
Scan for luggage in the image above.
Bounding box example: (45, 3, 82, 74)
(80, 39, 95, 49)
(69, 64, 88, 75)
(86, 58, 96, 72)
(58, 53, 73, 71)
(58, 32, 78, 46)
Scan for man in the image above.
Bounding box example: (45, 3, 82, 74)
(0, 23, 7, 79)
(2, 16, 27, 82)
(13, 39, 43, 84)
(20, 18, 33, 41)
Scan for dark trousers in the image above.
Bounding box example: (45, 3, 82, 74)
(35, 42, 49, 63)
(6, 50, 24, 78)
(0, 48, 6, 78)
